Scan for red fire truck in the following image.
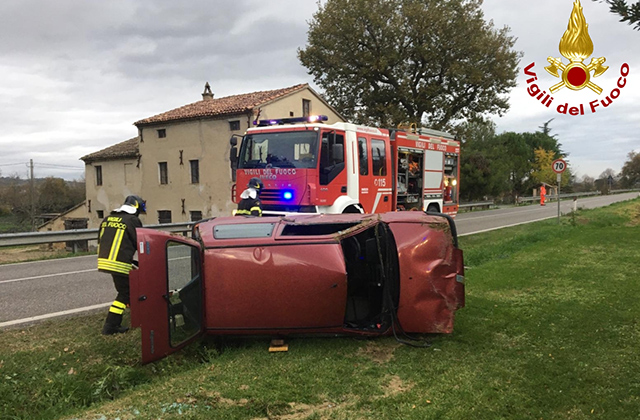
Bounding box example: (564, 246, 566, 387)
(230, 115, 460, 216)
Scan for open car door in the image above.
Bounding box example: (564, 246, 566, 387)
(130, 228, 204, 364)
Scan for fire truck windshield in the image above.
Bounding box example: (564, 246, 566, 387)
(238, 131, 319, 169)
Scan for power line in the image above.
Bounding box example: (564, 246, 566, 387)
(35, 163, 84, 170)
(0, 161, 83, 170)
(0, 162, 28, 167)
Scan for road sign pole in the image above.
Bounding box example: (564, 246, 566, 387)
(557, 172, 561, 223)
(552, 158, 567, 224)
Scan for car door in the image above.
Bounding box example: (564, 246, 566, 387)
(130, 228, 204, 364)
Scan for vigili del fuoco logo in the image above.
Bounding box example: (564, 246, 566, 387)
(523, 0, 629, 116)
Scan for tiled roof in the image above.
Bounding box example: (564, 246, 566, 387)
(134, 83, 309, 126)
(81, 137, 139, 163)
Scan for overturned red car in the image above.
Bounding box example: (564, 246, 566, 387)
(130, 211, 465, 363)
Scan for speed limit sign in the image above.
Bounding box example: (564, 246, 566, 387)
(552, 159, 567, 174)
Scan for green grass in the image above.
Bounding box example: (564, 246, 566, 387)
(0, 215, 29, 234)
(1, 199, 639, 419)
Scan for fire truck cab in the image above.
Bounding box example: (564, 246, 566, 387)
(230, 116, 460, 216)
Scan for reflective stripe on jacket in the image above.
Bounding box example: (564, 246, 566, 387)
(97, 211, 142, 274)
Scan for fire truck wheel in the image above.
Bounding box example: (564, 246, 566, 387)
(426, 204, 440, 213)
(343, 204, 364, 214)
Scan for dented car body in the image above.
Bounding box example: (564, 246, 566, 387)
(130, 212, 465, 363)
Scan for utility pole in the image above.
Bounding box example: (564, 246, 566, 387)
(30, 159, 35, 231)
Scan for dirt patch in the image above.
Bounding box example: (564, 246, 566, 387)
(268, 401, 353, 420)
(381, 374, 414, 398)
(356, 340, 401, 364)
(625, 202, 640, 227)
(200, 393, 357, 420)
(0, 245, 72, 264)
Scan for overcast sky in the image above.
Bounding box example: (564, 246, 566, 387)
(0, 0, 637, 181)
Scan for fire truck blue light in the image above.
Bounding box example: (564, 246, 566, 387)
(254, 115, 329, 126)
(282, 191, 294, 200)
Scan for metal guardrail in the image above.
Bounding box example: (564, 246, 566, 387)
(458, 201, 494, 211)
(517, 191, 602, 203)
(611, 188, 640, 194)
(0, 222, 194, 248)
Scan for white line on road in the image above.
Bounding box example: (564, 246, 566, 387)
(0, 302, 110, 328)
(0, 269, 97, 285)
(459, 216, 556, 236)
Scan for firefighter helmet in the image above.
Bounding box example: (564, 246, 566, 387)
(247, 177, 264, 191)
(124, 195, 147, 214)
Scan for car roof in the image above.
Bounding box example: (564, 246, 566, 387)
(195, 212, 449, 248)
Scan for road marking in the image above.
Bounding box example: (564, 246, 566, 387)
(0, 302, 110, 328)
(0, 269, 97, 285)
(459, 216, 556, 236)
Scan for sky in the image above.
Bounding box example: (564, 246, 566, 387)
(0, 0, 637, 182)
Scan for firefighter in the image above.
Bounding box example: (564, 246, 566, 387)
(443, 178, 453, 202)
(98, 195, 145, 335)
(236, 177, 264, 216)
(540, 184, 547, 206)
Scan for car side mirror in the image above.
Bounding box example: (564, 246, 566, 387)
(230, 146, 238, 164)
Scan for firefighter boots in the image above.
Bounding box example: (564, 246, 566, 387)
(102, 312, 129, 335)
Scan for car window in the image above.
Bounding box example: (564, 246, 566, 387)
(214, 223, 275, 239)
(371, 139, 387, 176)
(281, 222, 360, 236)
(166, 241, 202, 347)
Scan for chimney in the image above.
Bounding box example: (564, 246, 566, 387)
(202, 82, 214, 101)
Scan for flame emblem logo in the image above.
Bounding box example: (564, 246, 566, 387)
(544, 0, 608, 94)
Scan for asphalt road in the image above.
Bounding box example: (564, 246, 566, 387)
(455, 192, 639, 236)
(1, 192, 637, 328)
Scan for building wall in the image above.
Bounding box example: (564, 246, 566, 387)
(84, 158, 142, 228)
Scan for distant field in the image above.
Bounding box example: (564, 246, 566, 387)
(1, 199, 638, 420)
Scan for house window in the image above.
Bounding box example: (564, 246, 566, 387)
(302, 99, 311, 117)
(159, 162, 168, 184)
(229, 120, 240, 131)
(158, 210, 172, 224)
(96, 210, 104, 219)
(190, 160, 199, 184)
(95, 166, 103, 186)
(157, 129, 166, 138)
(190, 211, 203, 222)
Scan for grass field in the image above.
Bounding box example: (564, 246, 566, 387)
(1, 199, 639, 420)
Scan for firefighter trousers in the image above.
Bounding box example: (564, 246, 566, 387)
(105, 273, 130, 328)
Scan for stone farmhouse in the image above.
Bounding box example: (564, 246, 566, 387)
(46, 83, 343, 231)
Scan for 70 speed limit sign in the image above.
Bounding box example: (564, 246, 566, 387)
(552, 159, 567, 174)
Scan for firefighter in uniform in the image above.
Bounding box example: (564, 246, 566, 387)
(235, 177, 264, 216)
(98, 195, 145, 335)
(540, 184, 547, 206)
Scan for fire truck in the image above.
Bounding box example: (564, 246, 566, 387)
(230, 115, 460, 216)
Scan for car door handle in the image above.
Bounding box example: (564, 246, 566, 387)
(330, 283, 338, 288)
(138, 295, 147, 301)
